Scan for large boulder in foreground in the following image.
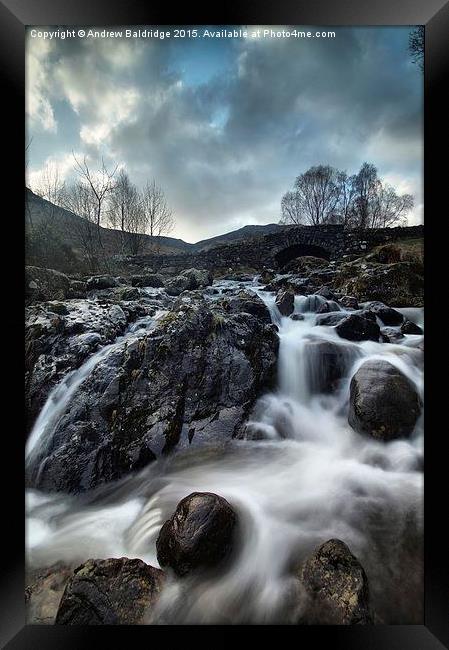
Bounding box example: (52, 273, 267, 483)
(55, 558, 165, 625)
(156, 492, 237, 577)
(26, 266, 70, 304)
(299, 539, 372, 625)
(336, 314, 380, 342)
(30, 293, 278, 493)
(348, 360, 422, 440)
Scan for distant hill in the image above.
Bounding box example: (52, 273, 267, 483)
(190, 223, 285, 251)
(25, 188, 284, 264)
(25, 188, 192, 255)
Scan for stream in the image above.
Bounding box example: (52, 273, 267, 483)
(25, 279, 424, 624)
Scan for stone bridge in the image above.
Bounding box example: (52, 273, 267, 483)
(132, 224, 423, 273)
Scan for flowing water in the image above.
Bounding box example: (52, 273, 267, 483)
(25, 280, 424, 624)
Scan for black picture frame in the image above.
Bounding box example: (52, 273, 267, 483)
(2, 0, 447, 647)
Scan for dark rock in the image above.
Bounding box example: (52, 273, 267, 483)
(366, 244, 401, 264)
(26, 266, 70, 304)
(55, 558, 165, 625)
(275, 289, 295, 316)
(302, 295, 327, 313)
(339, 296, 359, 310)
(180, 268, 213, 289)
(86, 276, 119, 290)
(131, 274, 165, 288)
(304, 340, 360, 394)
(334, 261, 423, 307)
(291, 313, 304, 321)
(384, 327, 407, 344)
(348, 360, 422, 440)
(282, 256, 329, 274)
(316, 300, 340, 314)
(314, 286, 336, 300)
(364, 302, 404, 326)
(30, 294, 279, 493)
(336, 314, 380, 342)
(315, 312, 347, 327)
(118, 287, 141, 301)
(299, 539, 372, 625)
(164, 275, 191, 296)
(156, 492, 237, 577)
(67, 280, 87, 299)
(225, 290, 272, 324)
(401, 320, 423, 335)
(380, 327, 405, 344)
(25, 300, 133, 433)
(26, 562, 75, 624)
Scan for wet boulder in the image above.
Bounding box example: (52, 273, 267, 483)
(316, 300, 340, 314)
(156, 492, 237, 577)
(304, 340, 360, 394)
(339, 296, 359, 310)
(25, 300, 131, 433)
(55, 558, 165, 625)
(86, 275, 119, 290)
(180, 268, 213, 290)
(31, 293, 278, 493)
(315, 312, 347, 327)
(275, 289, 295, 317)
(401, 320, 423, 335)
(291, 313, 304, 321)
(336, 314, 380, 342)
(26, 266, 70, 304)
(298, 539, 372, 624)
(164, 275, 191, 296)
(302, 295, 327, 313)
(67, 279, 87, 299)
(348, 360, 422, 440)
(131, 274, 165, 288)
(314, 286, 337, 300)
(225, 290, 272, 324)
(364, 302, 404, 326)
(380, 327, 405, 344)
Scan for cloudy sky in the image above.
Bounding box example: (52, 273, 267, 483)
(26, 26, 423, 243)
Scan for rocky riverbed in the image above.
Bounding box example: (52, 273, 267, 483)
(25, 248, 424, 625)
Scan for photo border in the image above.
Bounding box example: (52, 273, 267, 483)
(2, 0, 448, 647)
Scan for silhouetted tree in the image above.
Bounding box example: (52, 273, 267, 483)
(280, 165, 341, 226)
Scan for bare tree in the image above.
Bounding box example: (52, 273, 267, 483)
(409, 26, 424, 72)
(350, 162, 380, 229)
(280, 190, 304, 225)
(140, 180, 174, 252)
(281, 162, 414, 230)
(280, 165, 341, 226)
(107, 169, 140, 253)
(369, 183, 414, 228)
(61, 181, 100, 272)
(336, 171, 357, 227)
(72, 153, 117, 249)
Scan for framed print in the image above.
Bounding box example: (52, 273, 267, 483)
(1, 0, 448, 647)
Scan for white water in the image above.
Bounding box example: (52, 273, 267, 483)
(26, 282, 424, 624)
(25, 311, 167, 469)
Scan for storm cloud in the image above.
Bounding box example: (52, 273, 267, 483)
(26, 27, 423, 242)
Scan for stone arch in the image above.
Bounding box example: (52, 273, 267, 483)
(274, 243, 330, 268)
